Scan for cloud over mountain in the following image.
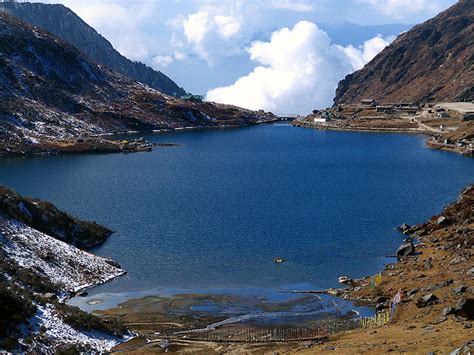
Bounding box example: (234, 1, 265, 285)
(206, 21, 392, 114)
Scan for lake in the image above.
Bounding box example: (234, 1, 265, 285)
(0, 123, 473, 315)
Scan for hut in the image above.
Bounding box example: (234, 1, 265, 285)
(180, 94, 204, 103)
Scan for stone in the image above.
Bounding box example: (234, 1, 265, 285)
(416, 293, 439, 308)
(398, 223, 412, 233)
(452, 285, 467, 296)
(397, 241, 415, 259)
(464, 323, 472, 329)
(442, 307, 455, 316)
(454, 299, 474, 320)
(437, 216, 448, 225)
(338, 276, 354, 285)
(449, 256, 466, 265)
(424, 259, 433, 269)
(451, 340, 474, 355)
(406, 288, 419, 297)
(428, 279, 453, 291)
(77, 291, 88, 297)
(467, 268, 474, 277)
(433, 316, 447, 324)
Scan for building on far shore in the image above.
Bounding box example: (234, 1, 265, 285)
(376, 105, 395, 113)
(180, 94, 204, 102)
(361, 99, 379, 107)
(462, 111, 474, 121)
(313, 111, 333, 123)
(313, 117, 328, 123)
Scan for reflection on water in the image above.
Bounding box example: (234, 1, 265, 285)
(69, 286, 373, 328)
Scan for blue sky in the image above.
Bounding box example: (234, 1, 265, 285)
(41, 0, 457, 113)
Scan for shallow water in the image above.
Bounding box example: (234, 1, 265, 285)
(1, 123, 473, 315)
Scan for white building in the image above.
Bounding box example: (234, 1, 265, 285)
(313, 117, 328, 123)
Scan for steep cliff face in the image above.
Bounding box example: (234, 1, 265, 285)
(0, 2, 186, 97)
(0, 13, 274, 156)
(334, 0, 473, 105)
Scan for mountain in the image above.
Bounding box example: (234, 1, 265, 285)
(0, 1, 186, 97)
(0, 12, 274, 156)
(334, 0, 473, 105)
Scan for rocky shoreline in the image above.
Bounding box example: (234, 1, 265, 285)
(293, 102, 474, 157)
(284, 185, 474, 353)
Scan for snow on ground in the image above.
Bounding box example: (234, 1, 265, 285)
(0, 216, 125, 292)
(29, 303, 123, 353)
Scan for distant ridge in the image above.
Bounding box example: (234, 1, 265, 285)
(0, 12, 274, 155)
(334, 0, 473, 105)
(0, 1, 186, 97)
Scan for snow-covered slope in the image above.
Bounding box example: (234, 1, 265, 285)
(0, 216, 124, 293)
(0, 186, 128, 352)
(28, 303, 125, 353)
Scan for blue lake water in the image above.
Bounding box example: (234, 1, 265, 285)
(1, 123, 473, 309)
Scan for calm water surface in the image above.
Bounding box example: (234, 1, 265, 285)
(1, 123, 473, 302)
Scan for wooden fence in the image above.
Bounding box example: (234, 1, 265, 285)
(164, 309, 392, 343)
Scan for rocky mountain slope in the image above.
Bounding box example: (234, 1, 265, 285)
(0, 185, 126, 352)
(334, 0, 473, 105)
(0, 186, 111, 248)
(0, 2, 186, 97)
(0, 12, 275, 156)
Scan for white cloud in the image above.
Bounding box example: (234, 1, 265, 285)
(182, 9, 243, 64)
(183, 11, 211, 44)
(214, 14, 241, 38)
(356, 0, 444, 19)
(206, 21, 391, 114)
(152, 54, 174, 67)
(152, 50, 187, 68)
(340, 34, 394, 70)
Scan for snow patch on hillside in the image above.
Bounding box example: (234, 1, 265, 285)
(31, 303, 123, 352)
(0, 216, 125, 292)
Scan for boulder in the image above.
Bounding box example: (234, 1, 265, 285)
(398, 223, 412, 233)
(416, 293, 439, 308)
(407, 288, 420, 297)
(397, 241, 415, 259)
(442, 307, 455, 316)
(437, 216, 448, 225)
(454, 299, 474, 320)
(468, 268, 474, 277)
(451, 340, 474, 355)
(452, 285, 467, 296)
(423, 258, 433, 269)
(449, 255, 466, 265)
(338, 276, 354, 285)
(427, 279, 453, 291)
